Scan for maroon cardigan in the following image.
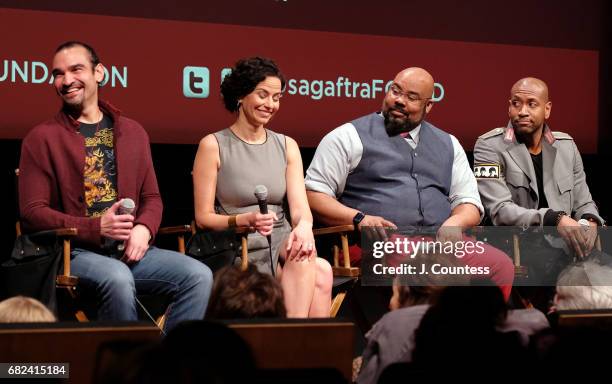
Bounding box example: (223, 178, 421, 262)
(19, 101, 162, 247)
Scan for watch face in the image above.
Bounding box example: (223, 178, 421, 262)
(578, 219, 590, 227)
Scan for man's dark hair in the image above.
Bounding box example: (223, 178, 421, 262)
(55, 41, 100, 67)
(205, 264, 286, 319)
(220, 56, 285, 112)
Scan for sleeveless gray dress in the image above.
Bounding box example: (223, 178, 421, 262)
(213, 128, 292, 274)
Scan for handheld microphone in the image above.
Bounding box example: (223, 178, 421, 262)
(117, 198, 135, 252)
(254, 185, 275, 276)
(254, 185, 269, 215)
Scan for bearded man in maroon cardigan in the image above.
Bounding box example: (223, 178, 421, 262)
(19, 41, 212, 331)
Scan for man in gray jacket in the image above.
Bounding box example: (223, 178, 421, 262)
(474, 77, 604, 277)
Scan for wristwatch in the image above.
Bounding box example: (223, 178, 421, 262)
(353, 212, 366, 228)
(555, 211, 567, 226)
(578, 218, 590, 227)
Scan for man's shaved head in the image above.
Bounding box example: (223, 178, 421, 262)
(382, 67, 435, 135)
(511, 77, 549, 103)
(395, 67, 435, 98)
(508, 77, 552, 138)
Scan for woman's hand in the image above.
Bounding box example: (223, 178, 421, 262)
(286, 221, 315, 262)
(240, 211, 277, 236)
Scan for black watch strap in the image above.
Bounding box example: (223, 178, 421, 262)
(353, 212, 365, 227)
(544, 209, 566, 227)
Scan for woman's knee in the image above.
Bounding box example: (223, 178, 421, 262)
(315, 257, 333, 291)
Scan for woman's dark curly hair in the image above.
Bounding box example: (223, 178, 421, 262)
(220, 56, 286, 113)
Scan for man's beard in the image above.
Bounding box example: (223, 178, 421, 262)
(383, 107, 424, 136)
(62, 100, 84, 117)
(512, 119, 543, 145)
(58, 82, 85, 113)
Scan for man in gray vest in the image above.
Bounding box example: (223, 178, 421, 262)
(305, 67, 514, 299)
(474, 78, 604, 289)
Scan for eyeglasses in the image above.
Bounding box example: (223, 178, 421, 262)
(388, 84, 430, 104)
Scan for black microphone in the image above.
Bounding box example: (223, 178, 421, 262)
(254, 184, 269, 215)
(254, 185, 275, 276)
(117, 198, 135, 252)
(254, 185, 271, 244)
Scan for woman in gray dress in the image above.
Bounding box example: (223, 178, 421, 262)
(193, 57, 333, 317)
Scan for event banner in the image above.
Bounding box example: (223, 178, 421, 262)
(0, 8, 599, 151)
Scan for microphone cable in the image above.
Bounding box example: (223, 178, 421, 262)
(135, 296, 166, 336)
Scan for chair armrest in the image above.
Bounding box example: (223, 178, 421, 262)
(231, 227, 253, 270)
(313, 225, 359, 276)
(313, 224, 354, 236)
(25, 228, 80, 288)
(28, 228, 78, 242)
(185, 222, 253, 265)
(156, 225, 192, 254)
(235, 226, 255, 235)
(22, 227, 79, 285)
(157, 225, 192, 235)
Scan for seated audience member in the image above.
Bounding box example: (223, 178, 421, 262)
(206, 265, 286, 319)
(530, 328, 612, 380)
(357, 263, 547, 383)
(305, 66, 514, 300)
(474, 77, 604, 287)
(378, 285, 530, 381)
(127, 321, 256, 384)
(554, 259, 612, 310)
(356, 252, 458, 384)
(93, 340, 155, 384)
(410, 285, 526, 374)
(534, 261, 612, 379)
(0, 295, 56, 323)
(192, 56, 332, 317)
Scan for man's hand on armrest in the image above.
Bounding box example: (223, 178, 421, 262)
(557, 215, 593, 259)
(438, 203, 481, 243)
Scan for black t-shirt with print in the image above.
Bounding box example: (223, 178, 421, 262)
(79, 114, 118, 217)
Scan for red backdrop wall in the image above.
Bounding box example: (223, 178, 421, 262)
(0, 8, 599, 152)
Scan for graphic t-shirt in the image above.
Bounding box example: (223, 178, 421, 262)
(79, 114, 118, 217)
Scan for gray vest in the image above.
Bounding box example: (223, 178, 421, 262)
(340, 113, 453, 227)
